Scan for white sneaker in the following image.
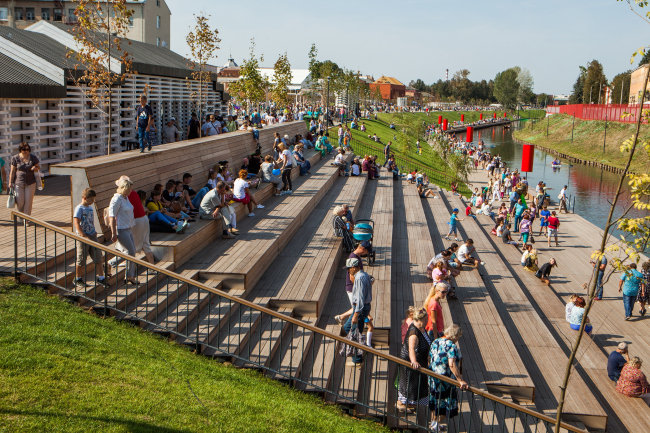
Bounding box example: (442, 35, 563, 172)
(257, 204, 265, 209)
(248, 213, 255, 217)
(480, 261, 486, 266)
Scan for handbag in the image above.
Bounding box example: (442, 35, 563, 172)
(529, 235, 536, 244)
(6, 188, 15, 209)
(338, 327, 365, 358)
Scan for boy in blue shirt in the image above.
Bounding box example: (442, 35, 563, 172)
(619, 263, 644, 320)
(73, 188, 108, 288)
(445, 208, 464, 242)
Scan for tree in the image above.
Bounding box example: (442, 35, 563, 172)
(229, 39, 268, 111)
(271, 53, 292, 108)
(69, 0, 135, 155)
(516, 67, 535, 104)
(493, 68, 520, 108)
(582, 60, 607, 104)
(186, 13, 220, 136)
(568, 66, 587, 104)
(638, 49, 650, 66)
(451, 69, 473, 103)
(409, 78, 428, 92)
(611, 70, 632, 104)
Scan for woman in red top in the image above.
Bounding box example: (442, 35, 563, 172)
(546, 210, 560, 247)
(423, 282, 449, 340)
(616, 356, 650, 398)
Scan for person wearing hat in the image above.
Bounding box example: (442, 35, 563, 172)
(162, 118, 180, 144)
(608, 343, 630, 383)
(335, 241, 373, 330)
(342, 257, 373, 367)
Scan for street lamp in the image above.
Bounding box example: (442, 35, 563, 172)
(326, 76, 331, 130)
(345, 82, 349, 127)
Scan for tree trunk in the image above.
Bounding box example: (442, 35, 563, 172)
(107, 9, 112, 155)
(553, 61, 649, 433)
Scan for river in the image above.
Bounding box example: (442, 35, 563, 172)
(474, 122, 645, 241)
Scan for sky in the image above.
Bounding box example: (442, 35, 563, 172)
(167, 0, 649, 95)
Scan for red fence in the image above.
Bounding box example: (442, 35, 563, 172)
(546, 104, 648, 123)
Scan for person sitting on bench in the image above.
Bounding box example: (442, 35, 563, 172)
(457, 239, 485, 269)
(199, 180, 238, 239)
(501, 223, 519, 247)
(333, 205, 355, 252)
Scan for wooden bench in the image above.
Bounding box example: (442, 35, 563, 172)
(193, 153, 354, 293)
(440, 191, 607, 430)
(147, 149, 321, 267)
(50, 121, 309, 240)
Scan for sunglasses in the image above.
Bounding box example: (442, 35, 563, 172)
(439, 290, 449, 294)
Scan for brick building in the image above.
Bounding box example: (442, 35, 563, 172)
(369, 76, 406, 101)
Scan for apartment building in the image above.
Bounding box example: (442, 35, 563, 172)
(0, 0, 170, 47)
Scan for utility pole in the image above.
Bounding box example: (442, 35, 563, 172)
(598, 82, 603, 105)
(589, 86, 593, 104)
(8, 0, 15, 28)
(547, 114, 549, 137)
(571, 111, 575, 143)
(603, 114, 608, 153)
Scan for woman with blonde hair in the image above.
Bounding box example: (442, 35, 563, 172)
(616, 356, 650, 398)
(429, 324, 468, 431)
(423, 282, 449, 340)
(232, 169, 263, 217)
(108, 178, 138, 285)
(396, 307, 431, 413)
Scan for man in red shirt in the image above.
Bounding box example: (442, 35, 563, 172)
(546, 211, 560, 247)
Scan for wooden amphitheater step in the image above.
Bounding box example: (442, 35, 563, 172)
(148, 149, 322, 267)
(191, 152, 353, 293)
(172, 174, 364, 364)
(468, 197, 647, 433)
(419, 186, 536, 404)
(437, 190, 607, 430)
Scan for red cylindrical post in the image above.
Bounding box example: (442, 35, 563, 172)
(504, 112, 507, 118)
(461, 114, 465, 122)
(479, 113, 483, 120)
(493, 112, 497, 119)
(443, 119, 448, 131)
(438, 115, 443, 125)
(521, 144, 534, 172)
(466, 126, 473, 142)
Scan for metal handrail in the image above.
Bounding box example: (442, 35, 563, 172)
(12, 209, 586, 433)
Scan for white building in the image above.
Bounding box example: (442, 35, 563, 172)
(0, 21, 227, 172)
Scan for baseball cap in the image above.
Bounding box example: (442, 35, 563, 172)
(453, 208, 459, 213)
(360, 240, 372, 253)
(342, 258, 360, 269)
(170, 117, 176, 121)
(618, 342, 628, 351)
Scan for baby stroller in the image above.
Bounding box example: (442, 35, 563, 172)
(352, 219, 376, 266)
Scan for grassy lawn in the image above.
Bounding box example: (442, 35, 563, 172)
(513, 113, 650, 173)
(0, 279, 388, 433)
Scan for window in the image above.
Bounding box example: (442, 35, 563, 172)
(53, 8, 62, 21)
(68, 8, 76, 23)
(128, 16, 133, 27)
(41, 8, 50, 20)
(156, 37, 160, 46)
(156, 0, 160, 5)
(156, 15, 160, 28)
(26, 8, 35, 20)
(14, 7, 23, 21)
(0, 7, 7, 21)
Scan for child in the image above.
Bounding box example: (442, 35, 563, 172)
(418, 184, 435, 199)
(401, 306, 416, 344)
(465, 203, 476, 219)
(73, 188, 108, 288)
(445, 208, 464, 241)
(565, 294, 579, 323)
(206, 169, 218, 190)
(451, 181, 458, 196)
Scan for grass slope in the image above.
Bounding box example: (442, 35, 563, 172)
(380, 109, 545, 126)
(0, 279, 388, 433)
(513, 113, 650, 173)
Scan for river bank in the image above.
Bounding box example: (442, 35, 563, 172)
(513, 113, 650, 173)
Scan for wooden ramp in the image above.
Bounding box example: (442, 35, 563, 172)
(439, 190, 607, 430)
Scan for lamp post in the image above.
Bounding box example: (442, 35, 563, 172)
(326, 76, 331, 130)
(345, 82, 349, 127)
(571, 111, 575, 142)
(603, 114, 608, 153)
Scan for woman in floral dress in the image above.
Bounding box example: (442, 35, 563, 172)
(616, 356, 650, 398)
(428, 324, 469, 432)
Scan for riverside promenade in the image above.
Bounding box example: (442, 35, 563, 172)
(463, 167, 650, 431)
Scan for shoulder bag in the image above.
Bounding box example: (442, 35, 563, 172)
(6, 188, 15, 209)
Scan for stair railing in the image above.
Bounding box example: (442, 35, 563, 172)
(12, 210, 586, 433)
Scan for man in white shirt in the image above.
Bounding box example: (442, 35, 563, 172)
(199, 181, 237, 239)
(457, 239, 485, 269)
(559, 185, 568, 213)
(333, 148, 349, 176)
(162, 118, 180, 143)
(201, 115, 220, 136)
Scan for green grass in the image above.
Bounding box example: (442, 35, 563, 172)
(0, 279, 388, 433)
(513, 113, 650, 173)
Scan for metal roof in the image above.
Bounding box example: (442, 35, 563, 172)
(0, 25, 78, 71)
(0, 52, 66, 98)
